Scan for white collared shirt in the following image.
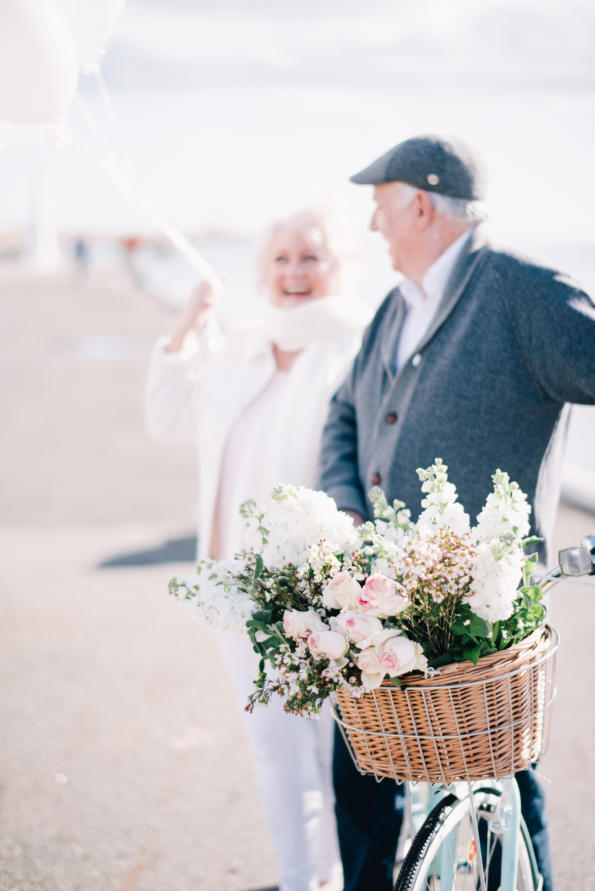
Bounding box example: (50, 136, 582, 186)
(395, 227, 475, 373)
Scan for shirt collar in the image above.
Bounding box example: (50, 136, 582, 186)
(400, 226, 476, 309)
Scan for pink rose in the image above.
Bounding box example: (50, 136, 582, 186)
(283, 609, 325, 640)
(377, 634, 427, 677)
(307, 630, 349, 661)
(335, 611, 383, 648)
(322, 571, 362, 610)
(355, 646, 385, 690)
(356, 573, 409, 618)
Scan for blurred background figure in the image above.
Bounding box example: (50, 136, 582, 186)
(145, 207, 371, 891)
(73, 236, 90, 276)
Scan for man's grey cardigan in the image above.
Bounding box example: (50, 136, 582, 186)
(318, 224, 595, 565)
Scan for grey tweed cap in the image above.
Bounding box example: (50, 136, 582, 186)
(350, 134, 487, 200)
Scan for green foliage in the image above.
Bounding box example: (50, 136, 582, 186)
(491, 585, 546, 649)
(406, 585, 546, 668)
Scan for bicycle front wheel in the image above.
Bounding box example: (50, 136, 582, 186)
(394, 787, 540, 891)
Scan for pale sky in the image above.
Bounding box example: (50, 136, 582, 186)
(1, 0, 594, 243)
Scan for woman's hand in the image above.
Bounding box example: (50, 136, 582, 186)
(165, 279, 220, 353)
(344, 509, 364, 527)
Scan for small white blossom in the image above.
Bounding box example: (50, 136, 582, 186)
(169, 559, 254, 633)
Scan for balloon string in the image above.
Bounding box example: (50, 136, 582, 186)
(75, 94, 115, 158)
(74, 94, 219, 285)
(87, 64, 130, 169)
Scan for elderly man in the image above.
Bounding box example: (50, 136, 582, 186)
(318, 134, 595, 891)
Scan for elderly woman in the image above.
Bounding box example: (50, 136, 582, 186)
(146, 208, 370, 891)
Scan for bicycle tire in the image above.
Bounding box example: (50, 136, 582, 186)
(394, 787, 540, 891)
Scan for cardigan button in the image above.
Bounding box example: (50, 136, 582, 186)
(371, 472, 382, 486)
(411, 353, 422, 367)
(385, 411, 398, 425)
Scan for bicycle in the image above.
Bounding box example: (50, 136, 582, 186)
(331, 536, 595, 891)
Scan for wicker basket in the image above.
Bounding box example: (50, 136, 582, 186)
(332, 625, 558, 784)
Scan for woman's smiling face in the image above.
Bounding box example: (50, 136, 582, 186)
(264, 226, 340, 308)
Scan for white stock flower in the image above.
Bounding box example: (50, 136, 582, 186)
(418, 500, 470, 535)
(474, 470, 531, 542)
(466, 542, 524, 622)
(416, 460, 470, 535)
(322, 571, 362, 609)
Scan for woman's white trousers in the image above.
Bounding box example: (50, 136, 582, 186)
(218, 632, 341, 891)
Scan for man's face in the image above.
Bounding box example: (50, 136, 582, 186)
(370, 182, 419, 275)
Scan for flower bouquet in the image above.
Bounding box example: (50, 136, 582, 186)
(170, 459, 547, 703)
(170, 460, 557, 780)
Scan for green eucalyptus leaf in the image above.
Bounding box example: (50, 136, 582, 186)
(251, 608, 273, 623)
(462, 643, 482, 665)
(468, 614, 490, 638)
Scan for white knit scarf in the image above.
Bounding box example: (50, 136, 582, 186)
(259, 295, 371, 351)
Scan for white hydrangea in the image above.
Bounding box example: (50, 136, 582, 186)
(241, 484, 358, 569)
(466, 542, 524, 622)
(169, 559, 255, 634)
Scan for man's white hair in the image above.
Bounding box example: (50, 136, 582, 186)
(395, 182, 488, 223)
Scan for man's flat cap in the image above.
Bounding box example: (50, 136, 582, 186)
(350, 134, 487, 201)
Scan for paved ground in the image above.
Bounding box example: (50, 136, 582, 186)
(1, 264, 594, 890)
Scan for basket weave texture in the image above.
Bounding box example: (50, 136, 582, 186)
(334, 625, 558, 784)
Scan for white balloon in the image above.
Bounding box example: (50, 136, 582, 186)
(0, 0, 78, 126)
(53, 0, 127, 71)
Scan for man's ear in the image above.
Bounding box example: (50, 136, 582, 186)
(414, 190, 435, 230)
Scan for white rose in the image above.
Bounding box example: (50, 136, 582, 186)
(282, 609, 326, 640)
(377, 634, 427, 677)
(335, 611, 384, 649)
(356, 573, 409, 618)
(322, 571, 362, 610)
(307, 630, 349, 660)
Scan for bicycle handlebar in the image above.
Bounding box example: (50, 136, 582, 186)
(537, 536, 595, 591)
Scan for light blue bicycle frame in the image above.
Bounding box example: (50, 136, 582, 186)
(401, 776, 525, 891)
